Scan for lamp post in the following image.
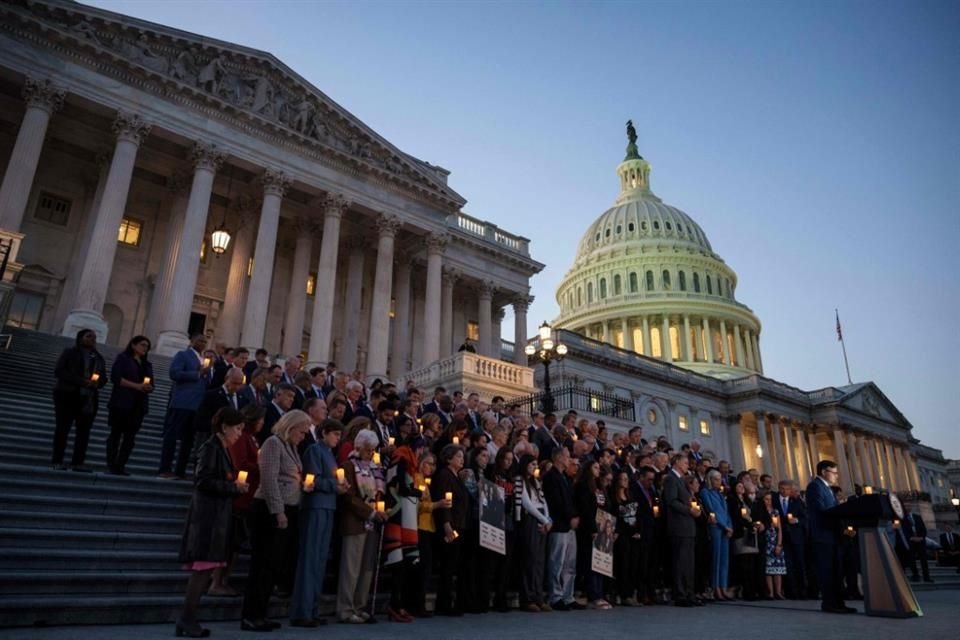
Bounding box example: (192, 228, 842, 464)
(524, 321, 567, 413)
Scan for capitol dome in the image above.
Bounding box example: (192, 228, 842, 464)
(555, 125, 763, 379)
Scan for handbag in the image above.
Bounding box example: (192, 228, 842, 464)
(733, 529, 759, 555)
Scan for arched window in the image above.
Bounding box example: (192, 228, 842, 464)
(599, 278, 607, 299)
(662, 269, 671, 290)
(587, 282, 594, 303)
(629, 272, 638, 293)
(693, 273, 701, 293)
(679, 271, 687, 291)
(706, 275, 713, 295)
(646, 270, 654, 291)
(616, 225, 622, 234)
(614, 274, 622, 295)
(577, 287, 582, 306)
(641, 221, 648, 231)
(726, 278, 732, 298)
(653, 220, 661, 230)
(628, 222, 635, 232)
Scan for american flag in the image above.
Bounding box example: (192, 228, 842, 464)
(835, 309, 843, 342)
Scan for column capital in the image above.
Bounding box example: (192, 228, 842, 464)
(512, 294, 533, 313)
(425, 232, 449, 255)
(191, 142, 225, 172)
(493, 307, 506, 323)
(260, 169, 290, 197)
(112, 111, 151, 145)
(321, 193, 350, 218)
(22, 77, 65, 114)
(441, 267, 459, 287)
(375, 213, 401, 238)
(478, 279, 496, 300)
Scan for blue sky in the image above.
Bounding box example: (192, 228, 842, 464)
(87, 0, 959, 458)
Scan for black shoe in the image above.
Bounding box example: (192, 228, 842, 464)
(568, 601, 586, 610)
(550, 601, 569, 611)
(241, 618, 273, 632)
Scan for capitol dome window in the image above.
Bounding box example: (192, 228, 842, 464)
(577, 287, 582, 306)
(614, 274, 622, 295)
(653, 221, 661, 230)
(706, 275, 713, 295)
(662, 270, 671, 290)
(599, 278, 607, 299)
(641, 221, 648, 231)
(666, 222, 672, 230)
(605, 228, 611, 238)
(645, 270, 654, 291)
(693, 273, 701, 293)
(587, 282, 594, 303)
(628, 222, 635, 232)
(679, 271, 687, 291)
(629, 272, 638, 293)
(595, 232, 601, 242)
(616, 224, 622, 234)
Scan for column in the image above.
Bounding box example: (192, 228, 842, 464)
(854, 433, 874, 487)
(660, 316, 672, 363)
(422, 233, 446, 364)
(744, 329, 756, 370)
(217, 206, 255, 347)
(477, 280, 494, 358)
(339, 237, 367, 374)
(733, 324, 746, 367)
(882, 439, 898, 491)
(701, 317, 714, 363)
(755, 412, 769, 475)
(908, 453, 922, 493)
(63, 112, 151, 341)
(719, 319, 731, 365)
(389, 257, 412, 376)
(154, 143, 223, 354)
(683, 315, 694, 362)
(641, 315, 652, 357)
(440, 267, 457, 357)
(845, 430, 861, 488)
(795, 423, 812, 484)
(513, 296, 530, 364)
(752, 333, 763, 373)
(144, 171, 189, 341)
(601, 319, 610, 344)
(621, 317, 634, 352)
(726, 414, 746, 472)
(865, 438, 882, 488)
(768, 414, 783, 480)
(780, 419, 796, 481)
(307, 194, 348, 366)
(893, 446, 911, 492)
(831, 426, 853, 492)
(492, 307, 505, 358)
(281, 218, 315, 357)
(807, 428, 820, 469)
(240, 169, 289, 350)
(365, 214, 400, 381)
(0, 78, 65, 232)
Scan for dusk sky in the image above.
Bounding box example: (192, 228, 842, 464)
(88, 0, 959, 458)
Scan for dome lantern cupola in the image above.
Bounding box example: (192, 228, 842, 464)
(616, 120, 654, 203)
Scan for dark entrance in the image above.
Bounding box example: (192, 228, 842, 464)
(188, 312, 206, 338)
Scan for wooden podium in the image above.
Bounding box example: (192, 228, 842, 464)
(828, 494, 922, 618)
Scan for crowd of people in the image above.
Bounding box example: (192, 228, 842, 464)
(48, 331, 935, 638)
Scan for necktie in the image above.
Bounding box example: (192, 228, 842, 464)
(230, 394, 237, 409)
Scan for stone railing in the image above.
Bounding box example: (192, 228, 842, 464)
(399, 350, 535, 397)
(448, 212, 531, 256)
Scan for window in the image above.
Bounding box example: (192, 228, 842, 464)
(706, 275, 713, 295)
(467, 321, 480, 341)
(647, 408, 657, 424)
(699, 419, 711, 435)
(726, 278, 732, 298)
(679, 271, 687, 291)
(641, 221, 648, 231)
(650, 326, 662, 358)
(662, 270, 671, 290)
(577, 287, 582, 306)
(200, 239, 207, 264)
(666, 221, 672, 230)
(678, 416, 689, 431)
(117, 217, 143, 247)
(306, 272, 317, 296)
(653, 220, 661, 230)
(629, 272, 638, 293)
(628, 222, 635, 232)
(599, 278, 607, 299)
(613, 274, 622, 296)
(587, 282, 594, 303)
(247, 257, 254, 277)
(605, 228, 611, 238)
(645, 270, 654, 291)
(590, 395, 601, 411)
(616, 225, 622, 234)
(7, 291, 44, 330)
(595, 232, 601, 242)
(693, 273, 701, 293)
(35, 192, 71, 226)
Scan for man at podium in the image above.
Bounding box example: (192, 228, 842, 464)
(805, 460, 856, 614)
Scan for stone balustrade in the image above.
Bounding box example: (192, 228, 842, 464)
(398, 350, 535, 399)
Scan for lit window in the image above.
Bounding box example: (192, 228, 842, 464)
(35, 192, 71, 226)
(590, 396, 600, 411)
(647, 408, 657, 424)
(306, 272, 317, 296)
(247, 257, 254, 277)
(700, 419, 710, 435)
(200, 239, 207, 264)
(7, 291, 44, 330)
(678, 416, 689, 431)
(117, 217, 142, 247)
(467, 321, 479, 341)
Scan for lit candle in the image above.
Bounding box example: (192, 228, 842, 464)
(709, 512, 716, 523)
(533, 468, 540, 479)
(846, 525, 854, 534)
(425, 478, 432, 486)
(335, 468, 345, 482)
(864, 486, 873, 495)
(388, 436, 395, 446)
(787, 513, 797, 524)
(303, 473, 315, 488)
(418, 484, 427, 492)
(452, 436, 459, 445)
(445, 491, 453, 502)
(741, 507, 749, 519)
(241, 374, 247, 384)
(373, 452, 381, 465)
(772, 515, 780, 527)
(143, 376, 151, 385)
(90, 373, 100, 382)
(653, 504, 660, 517)
(236, 470, 248, 484)
(452, 530, 459, 539)
(376, 500, 385, 512)
(892, 519, 901, 529)
(203, 357, 211, 368)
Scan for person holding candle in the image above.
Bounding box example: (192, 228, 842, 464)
(175, 407, 248, 638)
(407, 450, 448, 617)
(290, 419, 348, 627)
(686, 475, 712, 602)
(759, 491, 786, 599)
(573, 458, 612, 609)
(775, 480, 809, 599)
(728, 478, 762, 600)
(432, 444, 468, 616)
(105, 335, 154, 476)
(662, 453, 699, 607)
(609, 469, 640, 606)
(517, 454, 551, 611)
(336, 416, 373, 464)
(240, 409, 312, 630)
(700, 469, 734, 601)
(159, 334, 212, 479)
(543, 447, 582, 611)
(52, 328, 107, 472)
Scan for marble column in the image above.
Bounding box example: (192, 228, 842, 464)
(622, 317, 634, 352)
(780, 419, 796, 481)
(701, 317, 714, 363)
(281, 218, 315, 357)
(389, 257, 412, 377)
(768, 414, 784, 480)
(63, 112, 151, 341)
(641, 315, 652, 357)
(477, 280, 494, 358)
(733, 324, 745, 367)
(719, 320, 731, 365)
(831, 426, 853, 492)
(882, 439, 899, 491)
(217, 205, 255, 347)
(513, 296, 530, 365)
(893, 446, 910, 492)
(240, 169, 289, 350)
(683, 315, 694, 362)
(854, 433, 874, 487)
(144, 171, 189, 341)
(755, 412, 769, 475)
(726, 414, 746, 472)
(492, 307, 505, 358)
(0, 78, 65, 233)
(795, 423, 812, 484)
(752, 333, 763, 373)
(307, 194, 348, 366)
(422, 233, 447, 364)
(661, 316, 672, 363)
(908, 453, 922, 493)
(154, 144, 223, 354)
(845, 430, 862, 488)
(865, 438, 882, 488)
(807, 428, 820, 469)
(339, 237, 367, 374)
(440, 267, 457, 358)
(744, 329, 756, 370)
(365, 214, 400, 382)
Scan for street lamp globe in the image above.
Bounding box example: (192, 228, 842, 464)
(542, 338, 554, 352)
(538, 321, 552, 342)
(524, 344, 536, 356)
(556, 343, 568, 356)
(952, 497, 960, 508)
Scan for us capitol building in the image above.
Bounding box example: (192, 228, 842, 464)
(0, 0, 952, 516)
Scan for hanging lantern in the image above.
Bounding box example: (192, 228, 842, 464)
(210, 224, 231, 255)
(755, 443, 764, 458)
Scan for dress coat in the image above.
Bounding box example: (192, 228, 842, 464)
(179, 435, 242, 563)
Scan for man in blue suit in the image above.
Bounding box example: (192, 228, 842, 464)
(158, 334, 211, 479)
(805, 460, 855, 614)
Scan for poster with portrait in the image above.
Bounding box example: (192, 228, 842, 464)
(479, 478, 506, 555)
(591, 510, 616, 578)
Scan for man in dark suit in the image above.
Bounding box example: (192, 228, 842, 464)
(775, 480, 808, 598)
(939, 524, 960, 572)
(634, 465, 660, 604)
(422, 386, 446, 416)
(238, 369, 270, 410)
(209, 344, 233, 389)
(243, 348, 270, 379)
(542, 447, 583, 611)
(898, 505, 932, 582)
(306, 367, 326, 401)
(194, 368, 244, 437)
(158, 334, 211, 479)
(465, 392, 482, 433)
(260, 383, 296, 445)
(662, 453, 698, 607)
(805, 459, 855, 614)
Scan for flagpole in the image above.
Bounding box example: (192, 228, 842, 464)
(836, 308, 852, 385)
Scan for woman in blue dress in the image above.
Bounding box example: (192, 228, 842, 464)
(761, 491, 786, 599)
(699, 470, 734, 600)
